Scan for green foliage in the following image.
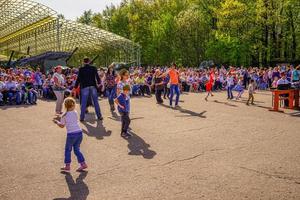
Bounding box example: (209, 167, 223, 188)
(77, 0, 300, 67)
(77, 10, 93, 25)
(206, 33, 250, 66)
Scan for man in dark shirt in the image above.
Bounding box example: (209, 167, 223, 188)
(75, 58, 103, 121)
(154, 69, 164, 104)
(272, 66, 281, 80)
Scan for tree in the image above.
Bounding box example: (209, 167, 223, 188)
(77, 10, 93, 25)
(75, 0, 300, 66)
(175, 6, 210, 66)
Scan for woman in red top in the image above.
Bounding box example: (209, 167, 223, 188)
(205, 68, 215, 101)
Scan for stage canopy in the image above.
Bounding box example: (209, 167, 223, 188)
(0, 0, 141, 66)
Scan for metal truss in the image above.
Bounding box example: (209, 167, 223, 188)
(0, 0, 141, 65)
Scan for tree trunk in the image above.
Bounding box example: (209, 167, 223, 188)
(288, 6, 296, 61)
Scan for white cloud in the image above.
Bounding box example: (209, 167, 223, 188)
(35, 0, 122, 20)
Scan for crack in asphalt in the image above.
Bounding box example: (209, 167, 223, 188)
(162, 148, 224, 166)
(87, 164, 121, 182)
(171, 127, 211, 134)
(239, 167, 300, 185)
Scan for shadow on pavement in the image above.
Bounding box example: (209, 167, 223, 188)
(175, 107, 207, 118)
(237, 100, 300, 115)
(239, 99, 265, 104)
(290, 111, 300, 117)
(175, 111, 207, 118)
(233, 99, 266, 105)
(108, 111, 121, 121)
(213, 100, 238, 107)
(82, 120, 111, 140)
(0, 104, 36, 110)
(125, 130, 156, 159)
(230, 99, 272, 110)
(53, 171, 89, 200)
(158, 103, 207, 118)
(108, 111, 145, 122)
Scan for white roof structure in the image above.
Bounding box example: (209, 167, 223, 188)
(0, 0, 140, 65)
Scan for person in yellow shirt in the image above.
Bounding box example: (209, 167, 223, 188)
(135, 74, 147, 96)
(135, 74, 145, 85)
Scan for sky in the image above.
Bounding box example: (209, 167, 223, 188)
(35, 0, 122, 20)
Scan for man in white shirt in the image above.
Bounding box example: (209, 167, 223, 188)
(226, 74, 234, 99)
(277, 72, 290, 86)
(277, 72, 290, 107)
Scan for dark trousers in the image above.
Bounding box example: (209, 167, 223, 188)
(164, 85, 170, 99)
(139, 85, 150, 96)
(155, 89, 164, 103)
(214, 81, 222, 90)
(280, 94, 289, 107)
(121, 112, 131, 134)
(181, 82, 189, 92)
(243, 77, 250, 88)
(2, 91, 8, 103)
(268, 78, 272, 88)
(227, 85, 234, 99)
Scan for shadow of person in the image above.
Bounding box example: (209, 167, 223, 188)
(213, 100, 238, 107)
(82, 120, 111, 140)
(232, 98, 265, 104)
(0, 104, 35, 110)
(239, 99, 265, 104)
(220, 99, 272, 110)
(231, 99, 271, 110)
(290, 111, 300, 117)
(131, 117, 145, 121)
(108, 111, 145, 122)
(53, 171, 89, 200)
(175, 107, 207, 118)
(125, 130, 156, 159)
(108, 111, 121, 122)
(158, 104, 207, 118)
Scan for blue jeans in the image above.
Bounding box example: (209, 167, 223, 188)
(80, 86, 102, 120)
(227, 85, 234, 99)
(27, 91, 37, 104)
(8, 91, 21, 104)
(132, 85, 140, 95)
(106, 86, 116, 105)
(64, 133, 85, 164)
(170, 84, 180, 106)
(43, 88, 50, 98)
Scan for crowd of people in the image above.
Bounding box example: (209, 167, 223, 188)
(1, 64, 300, 107)
(1, 60, 300, 172)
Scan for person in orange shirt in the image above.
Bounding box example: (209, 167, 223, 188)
(167, 63, 180, 107)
